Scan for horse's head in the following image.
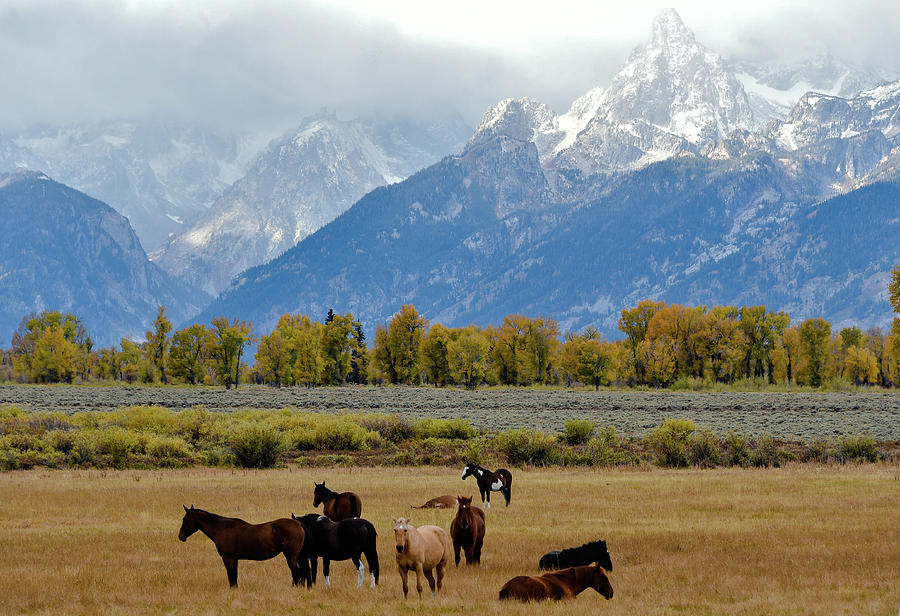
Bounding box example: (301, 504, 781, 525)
(313, 481, 326, 507)
(461, 464, 473, 480)
(294, 512, 320, 528)
(590, 539, 613, 572)
(393, 517, 412, 553)
(590, 563, 614, 600)
(456, 495, 474, 529)
(178, 505, 197, 542)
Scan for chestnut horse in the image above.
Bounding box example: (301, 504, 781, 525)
(177, 505, 310, 588)
(313, 481, 362, 521)
(461, 463, 512, 508)
(499, 563, 613, 601)
(449, 496, 485, 566)
(392, 517, 451, 599)
(411, 495, 458, 509)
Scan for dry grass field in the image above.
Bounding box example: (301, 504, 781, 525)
(1, 465, 898, 616)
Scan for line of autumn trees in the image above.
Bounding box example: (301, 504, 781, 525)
(4, 267, 900, 389)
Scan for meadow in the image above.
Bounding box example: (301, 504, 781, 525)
(1, 465, 897, 615)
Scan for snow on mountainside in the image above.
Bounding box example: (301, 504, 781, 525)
(9, 121, 269, 251)
(154, 112, 470, 296)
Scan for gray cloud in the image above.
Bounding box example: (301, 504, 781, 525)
(0, 1, 897, 134)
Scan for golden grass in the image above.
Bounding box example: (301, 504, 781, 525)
(0, 465, 898, 615)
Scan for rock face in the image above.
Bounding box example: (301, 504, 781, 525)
(0, 171, 209, 347)
(7, 120, 267, 251)
(153, 113, 470, 296)
(196, 10, 900, 338)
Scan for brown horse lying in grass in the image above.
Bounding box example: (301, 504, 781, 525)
(178, 505, 310, 588)
(450, 496, 485, 566)
(499, 563, 613, 601)
(411, 495, 458, 509)
(393, 517, 450, 599)
(313, 481, 362, 521)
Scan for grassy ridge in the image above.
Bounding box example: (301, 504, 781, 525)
(0, 466, 897, 615)
(0, 404, 889, 471)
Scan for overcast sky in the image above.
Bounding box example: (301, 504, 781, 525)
(1, 0, 898, 133)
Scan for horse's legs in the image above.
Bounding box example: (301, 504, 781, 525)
(422, 567, 436, 596)
(414, 562, 426, 597)
(504, 485, 511, 506)
(474, 536, 483, 564)
(323, 558, 331, 586)
(453, 538, 462, 566)
(435, 559, 446, 595)
(398, 565, 409, 598)
(284, 551, 302, 586)
(364, 543, 379, 587)
(484, 489, 491, 509)
(222, 557, 238, 587)
(352, 555, 364, 588)
(308, 557, 318, 585)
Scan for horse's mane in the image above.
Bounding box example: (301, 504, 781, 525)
(188, 508, 248, 524)
(561, 539, 606, 556)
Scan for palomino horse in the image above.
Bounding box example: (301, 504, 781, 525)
(177, 505, 310, 588)
(461, 463, 512, 508)
(313, 481, 362, 521)
(411, 495, 458, 509)
(392, 517, 451, 599)
(539, 538, 613, 571)
(499, 563, 613, 601)
(449, 495, 485, 566)
(292, 513, 379, 588)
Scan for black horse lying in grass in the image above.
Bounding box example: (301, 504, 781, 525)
(538, 538, 613, 572)
(292, 513, 379, 588)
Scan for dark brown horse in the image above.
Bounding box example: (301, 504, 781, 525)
(449, 495, 485, 566)
(313, 481, 362, 521)
(499, 563, 613, 601)
(177, 505, 310, 588)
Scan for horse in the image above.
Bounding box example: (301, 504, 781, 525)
(411, 495, 458, 509)
(292, 513, 379, 588)
(177, 505, 310, 588)
(313, 481, 362, 521)
(498, 563, 613, 602)
(461, 463, 512, 508)
(539, 538, 613, 572)
(392, 517, 451, 599)
(449, 495, 485, 566)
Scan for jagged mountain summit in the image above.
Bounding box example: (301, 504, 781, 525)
(6, 120, 269, 251)
(153, 112, 470, 296)
(0, 171, 208, 347)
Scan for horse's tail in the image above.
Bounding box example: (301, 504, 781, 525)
(498, 586, 510, 600)
(352, 493, 363, 519)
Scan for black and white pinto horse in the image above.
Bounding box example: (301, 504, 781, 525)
(292, 513, 379, 588)
(539, 538, 613, 572)
(461, 463, 512, 508)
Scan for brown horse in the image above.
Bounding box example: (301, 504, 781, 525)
(411, 495, 458, 509)
(313, 481, 362, 521)
(449, 495, 485, 566)
(392, 517, 451, 599)
(499, 563, 613, 601)
(178, 505, 310, 588)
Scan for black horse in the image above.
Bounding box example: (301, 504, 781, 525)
(461, 463, 512, 508)
(539, 539, 613, 572)
(292, 513, 379, 588)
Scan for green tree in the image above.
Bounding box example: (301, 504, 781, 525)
(210, 317, 255, 389)
(576, 339, 614, 390)
(144, 306, 172, 384)
(321, 312, 356, 385)
(618, 300, 666, 384)
(11, 311, 91, 383)
(523, 316, 559, 384)
(374, 305, 429, 384)
(447, 326, 489, 389)
(116, 338, 146, 383)
(420, 323, 453, 386)
(889, 264, 900, 313)
(169, 324, 212, 385)
(349, 323, 368, 384)
(255, 327, 289, 387)
(798, 318, 833, 387)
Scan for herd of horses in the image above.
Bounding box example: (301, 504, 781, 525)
(178, 463, 614, 603)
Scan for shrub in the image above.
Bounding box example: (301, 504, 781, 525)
(725, 431, 751, 467)
(95, 427, 145, 468)
(461, 438, 487, 466)
(562, 420, 595, 445)
(27, 412, 74, 435)
(356, 413, 414, 443)
(43, 429, 76, 454)
(0, 405, 26, 434)
(689, 429, 722, 468)
(309, 454, 355, 467)
(838, 434, 879, 463)
(146, 435, 193, 468)
(413, 418, 476, 440)
(650, 418, 696, 467)
(587, 427, 630, 466)
(106, 405, 180, 435)
(750, 435, 780, 468)
(385, 450, 419, 466)
(805, 438, 833, 463)
(290, 417, 375, 451)
(495, 429, 558, 466)
(228, 424, 286, 468)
